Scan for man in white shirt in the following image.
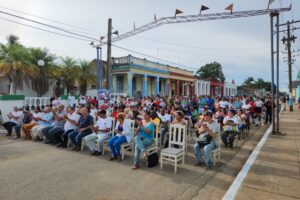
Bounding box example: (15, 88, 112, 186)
(158, 108, 171, 146)
(3, 107, 23, 136)
(68, 93, 76, 107)
(222, 110, 238, 149)
(254, 97, 264, 126)
(56, 106, 80, 148)
(219, 97, 228, 109)
(84, 110, 112, 155)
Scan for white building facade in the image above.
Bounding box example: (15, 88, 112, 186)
(194, 77, 210, 96)
(224, 81, 237, 97)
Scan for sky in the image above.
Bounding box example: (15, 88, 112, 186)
(0, 0, 299, 91)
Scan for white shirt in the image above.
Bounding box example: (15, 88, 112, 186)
(52, 99, 61, 107)
(10, 111, 23, 125)
(158, 113, 171, 123)
(79, 98, 87, 105)
(96, 117, 112, 134)
(242, 104, 251, 110)
(219, 101, 228, 108)
(90, 108, 98, 119)
(68, 95, 76, 106)
(32, 112, 43, 123)
(255, 100, 264, 107)
(114, 119, 132, 143)
(223, 116, 238, 131)
(64, 112, 80, 131)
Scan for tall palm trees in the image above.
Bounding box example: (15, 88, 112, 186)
(78, 60, 96, 95)
(0, 34, 97, 96)
(29, 47, 56, 96)
(0, 35, 38, 94)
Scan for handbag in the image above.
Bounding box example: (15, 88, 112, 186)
(197, 134, 212, 148)
(147, 153, 159, 168)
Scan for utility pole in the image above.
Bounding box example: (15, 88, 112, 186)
(287, 21, 292, 94)
(107, 18, 112, 91)
(279, 20, 299, 112)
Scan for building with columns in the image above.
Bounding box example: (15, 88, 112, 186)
(111, 55, 194, 98)
(194, 76, 210, 96)
(224, 80, 238, 97)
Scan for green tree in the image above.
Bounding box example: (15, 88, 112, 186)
(0, 35, 38, 94)
(242, 77, 255, 88)
(196, 61, 225, 82)
(78, 60, 96, 95)
(29, 47, 56, 96)
(59, 56, 78, 94)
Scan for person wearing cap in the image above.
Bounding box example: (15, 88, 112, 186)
(222, 109, 238, 149)
(194, 111, 219, 169)
(108, 112, 132, 160)
(3, 106, 23, 137)
(84, 109, 112, 155)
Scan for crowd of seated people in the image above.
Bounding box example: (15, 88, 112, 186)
(1, 94, 275, 170)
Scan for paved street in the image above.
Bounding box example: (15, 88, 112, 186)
(0, 125, 266, 200)
(236, 107, 300, 200)
(1, 108, 299, 200)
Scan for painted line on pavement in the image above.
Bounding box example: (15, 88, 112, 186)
(222, 106, 284, 200)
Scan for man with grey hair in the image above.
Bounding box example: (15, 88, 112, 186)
(31, 106, 53, 141)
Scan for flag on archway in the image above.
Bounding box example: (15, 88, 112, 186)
(225, 3, 234, 14)
(200, 5, 209, 14)
(175, 9, 183, 17)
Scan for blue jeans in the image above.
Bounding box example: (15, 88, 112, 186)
(69, 131, 92, 147)
(133, 135, 154, 166)
(15, 124, 22, 138)
(42, 126, 54, 142)
(194, 141, 217, 167)
(238, 124, 246, 131)
(109, 136, 127, 157)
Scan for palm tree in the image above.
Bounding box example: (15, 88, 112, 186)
(78, 60, 96, 95)
(29, 47, 56, 96)
(0, 35, 38, 94)
(59, 56, 78, 94)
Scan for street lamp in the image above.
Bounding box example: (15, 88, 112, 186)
(37, 60, 45, 97)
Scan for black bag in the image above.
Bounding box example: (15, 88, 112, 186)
(197, 134, 212, 148)
(147, 153, 159, 168)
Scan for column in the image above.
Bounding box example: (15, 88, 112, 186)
(183, 82, 187, 96)
(190, 83, 194, 97)
(165, 80, 169, 97)
(143, 75, 148, 97)
(155, 76, 160, 96)
(176, 80, 180, 95)
(127, 73, 133, 97)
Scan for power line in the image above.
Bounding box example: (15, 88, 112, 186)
(0, 5, 100, 37)
(0, 9, 99, 42)
(0, 16, 91, 42)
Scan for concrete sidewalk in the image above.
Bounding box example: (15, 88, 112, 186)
(236, 107, 300, 200)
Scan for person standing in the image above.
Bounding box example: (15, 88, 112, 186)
(264, 97, 274, 124)
(289, 95, 293, 112)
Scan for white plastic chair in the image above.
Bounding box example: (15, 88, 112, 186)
(160, 124, 186, 174)
(120, 119, 135, 160)
(211, 123, 221, 166)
